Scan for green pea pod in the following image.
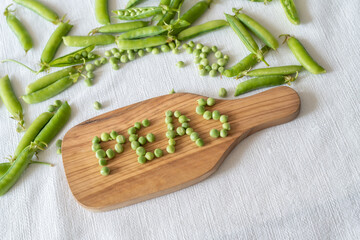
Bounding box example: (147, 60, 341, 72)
(12, 112, 53, 161)
(13, 0, 60, 24)
(22, 74, 79, 104)
(249, 0, 272, 4)
(0, 75, 24, 131)
(117, 25, 169, 40)
(240, 65, 303, 77)
(26, 66, 80, 94)
(125, 0, 144, 9)
(116, 35, 170, 50)
(95, 0, 110, 25)
(0, 163, 11, 178)
(225, 13, 268, 66)
(0, 143, 40, 196)
(152, 0, 171, 22)
(89, 21, 149, 35)
(34, 101, 71, 146)
(62, 35, 115, 47)
(4, 5, 33, 52)
(235, 75, 296, 96)
(283, 35, 326, 74)
(177, 20, 229, 41)
(113, 6, 163, 20)
(157, 0, 184, 26)
(223, 46, 270, 78)
(41, 21, 73, 64)
(280, 0, 300, 25)
(47, 45, 99, 68)
(234, 10, 278, 50)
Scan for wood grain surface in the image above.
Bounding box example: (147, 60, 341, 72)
(62, 86, 301, 211)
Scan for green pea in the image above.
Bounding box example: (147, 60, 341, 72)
(165, 110, 173, 117)
(196, 105, 205, 115)
(48, 105, 56, 112)
(146, 133, 155, 143)
(120, 55, 129, 63)
(182, 122, 189, 129)
(166, 145, 175, 153)
(145, 47, 153, 52)
(112, 63, 119, 70)
(131, 141, 140, 150)
(129, 134, 138, 142)
(205, 65, 212, 72)
(105, 50, 112, 57)
(96, 149, 106, 159)
(168, 42, 176, 49)
(219, 88, 227, 98)
(186, 47, 193, 54)
(100, 57, 107, 64)
(101, 132, 110, 141)
(100, 166, 110, 176)
(165, 116, 173, 124)
(94, 101, 102, 110)
(209, 70, 217, 77)
(211, 63, 219, 70)
(215, 51, 223, 59)
(218, 67, 225, 73)
(145, 152, 155, 161)
(138, 156, 146, 164)
(136, 146, 146, 156)
(54, 100, 62, 107)
(172, 49, 179, 54)
(57, 148, 62, 155)
(116, 135, 126, 144)
(194, 57, 201, 64)
(134, 122, 142, 129)
(211, 46, 218, 52)
(199, 69, 207, 76)
(202, 46, 210, 53)
(92, 136, 100, 144)
(161, 45, 170, 52)
(220, 115, 228, 123)
(152, 48, 160, 54)
(168, 138, 176, 146)
(99, 158, 107, 166)
(176, 127, 186, 136)
(85, 63, 95, 72)
(174, 110, 181, 118)
(193, 49, 201, 57)
(128, 127, 137, 135)
(166, 130, 176, 139)
(138, 136, 147, 145)
(94, 60, 101, 66)
(203, 111, 212, 120)
(114, 143, 124, 153)
(169, 88, 175, 94)
(220, 129, 228, 138)
(182, 43, 189, 49)
(212, 110, 220, 120)
(81, 51, 88, 58)
(138, 49, 145, 57)
(199, 52, 207, 59)
(223, 55, 229, 60)
(110, 130, 118, 139)
(114, 52, 121, 58)
(178, 115, 189, 123)
(210, 129, 220, 138)
(196, 43, 203, 49)
(190, 132, 199, 141)
(128, 53, 135, 60)
(106, 149, 115, 159)
(217, 58, 227, 67)
(200, 58, 209, 66)
(186, 128, 193, 135)
(197, 98, 206, 106)
(142, 119, 150, 127)
(111, 48, 119, 54)
(196, 138, 204, 147)
(87, 71, 95, 79)
(167, 123, 174, 131)
(176, 61, 185, 68)
(223, 122, 231, 130)
(154, 148, 163, 158)
(92, 143, 101, 152)
(74, 54, 81, 60)
(68, 57, 74, 63)
(188, 41, 195, 48)
(207, 97, 215, 106)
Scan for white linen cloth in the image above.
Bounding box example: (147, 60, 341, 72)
(0, 0, 359, 239)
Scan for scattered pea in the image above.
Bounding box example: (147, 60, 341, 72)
(176, 61, 185, 68)
(220, 129, 228, 138)
(131, 141, 140, 150)
(169, 88, 175, 94)
(212, 110, 220, 120)
(207, 97, 216, 106)
(165, 116, 173, 124)
(211, 63, 219, 70)
(138, 136, 147, 145)
(105, 50, 112, 57)
(223, 122, 231, 130)
(182, 43, 189, 49)
(96, 149, 106, 159)
(161, 45, 170, 52)
(182, 122, 189, 129)
(154, 148, 163, 158)
(200, 58, 209, 66)
(186, 128, 193, 135)
(174, 110, 181, 118)
(205, 65, 212, 72)
(218, 67, 225, 73)
(223, 55, 229, 60)
(176, 127, 186, 136)
(168, 138, 176, 146)
(134, 122, 142, 129)
(146, 133, 155, 143)
(116, 135, 126, 144)
(165, 110, 173, 117)
(114, 52, 121, 58)
(220, 115, 228, 123)
(178, 115, 189, 123)
(194, 57, 201, 64)
(211, 46, 218, 52)
(92, 143, 101, 152)
(142, 119, 150, 127)
(196, 43, 203, 49)
(100, 166, 110, 176)
(199, 69, 207, 76)
(99, 159, 107, 166)
(196, 138, 204, 147)
(106, 149, 115, 159)
(202, 46, 210, 53)
(188, 41, 195, 48)
(168, 42, 176, 49)
(94, 60, 101, 67)
(196, 105, 206, 115)
(128, 53, 135, 61)
(136, 146, 146, 156)
(203, 111, 212, 120)
(94, 101, 102, 110)
(217, 58, 227, 67)
(101, 132, 110, 142)
(209, 70, 217, 77)
(48, 105, 56, 112)
(197, 98, 207, 106)
(114, 143, 124, 153)
(193, 49, 201, 57)
(100, 57, 107, 64)
(128, 127, 137, 135)
(199, 52, 207, 59)
(152, 48, 160, 54)
(190, 132, 199, 141)
(111, 48, 119, 54)
(172, 48, 179, 54)
(166, 145, 175, 153)
(92, 136, 100, 144)
(109, 130, 118, 140)
(56, 148, 62, 155)
(219, 88, 227, 98)
(138, 156, 146, 164)
(145, 152, 155, 161)
(186, 47, 193, 54)
(87, 72, 95, 79)
(54, 100, 62, 107)
(86, 63, 95, 72)
(167, 123, 174, 130)
(166, 130, 176, 139)
(210, 129, 220, 138)
(129, 134, 138, 142)
(215, 51, 223, 58)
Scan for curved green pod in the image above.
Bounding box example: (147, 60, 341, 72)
(13, 0, 60, 24)
(41, 22, 73, 64)
(284, 35, 326, 74)
(116, 35, 170, 50)
(34, 101, 71, 145)
(4, 6, 33, 52)
(95, 0, 110, 25)
(117, 25, 168, 40)
(241, 65, 303, 77)
(177, 20, 228, 41)
(90, 21, 149, 34)
(62, 35, 115, 47)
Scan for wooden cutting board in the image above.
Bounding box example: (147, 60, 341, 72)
(62, 86, 300, 211)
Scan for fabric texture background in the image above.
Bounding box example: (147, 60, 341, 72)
(0, 0, 359, 239)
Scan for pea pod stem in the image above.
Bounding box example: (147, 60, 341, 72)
(13, 0, 60, 24)
(4, 4, 33, 52)
(0, 59, 37, 73)
(281, 34, 326, 74)
(234, 74, 298, 96)
(0, 75, 25, 132)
